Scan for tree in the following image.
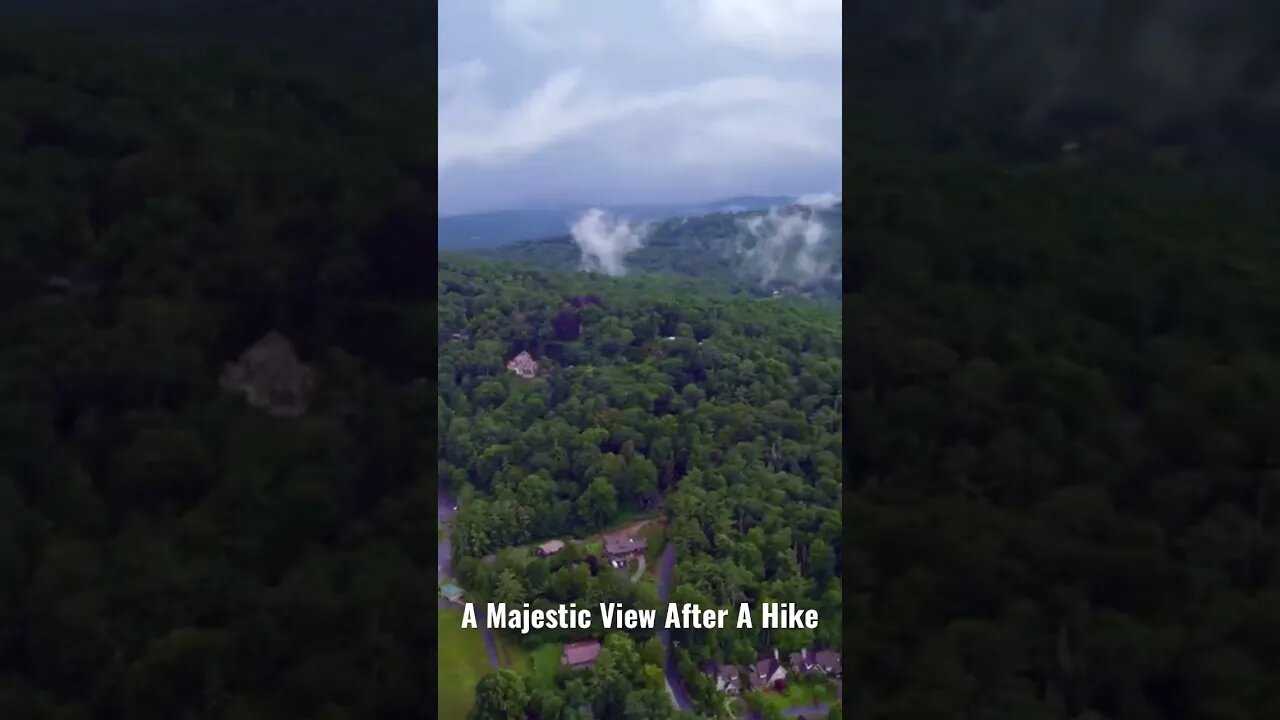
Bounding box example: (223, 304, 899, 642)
(470, 670, 528, 720)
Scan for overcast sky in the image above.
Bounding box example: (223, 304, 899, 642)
(438, 0, 841, 215)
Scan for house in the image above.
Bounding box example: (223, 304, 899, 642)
(813, 650, 842, 678)
(506, 351, 539, 378)
(748, 649, 786, 691)
(702, 661, 743, 695)
(219, 331, 316, 417)
(536, 540, 565, 557)
(561, 640, 602, 669)
(602, 534, 646, 565)
(788, 649, 815, 673)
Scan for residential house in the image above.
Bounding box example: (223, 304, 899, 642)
(602, 534, 646, 565)
(506, 351, 539, 378)
(536, 540, 565, 557)
(219, 331, 316, 417)
(788, 649, 815, 674)
(561, 640, 602, 670)
(702, 662, 743, 695)
(748, 649, 786, 691)
(813, 650, 842, 678)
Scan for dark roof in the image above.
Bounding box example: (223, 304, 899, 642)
(814, 650, 841, 669)
(602, 534, 646, 556)
(562, 640, 601, 667)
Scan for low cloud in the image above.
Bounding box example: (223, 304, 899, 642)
(795, 191, 842, 209)
(570, 209, 650, 276)
(735, 203, 840, 288)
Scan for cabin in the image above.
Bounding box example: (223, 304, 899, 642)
(748, 649, 786, 691)
(506, 351, 539, 378)
(788, 649, 815, 673)
(714, 664, 743, 695)
(536, 540, 565, 557)
(602, 534, 646, 565)
(219, 331, 316, 417)
(561, 640, 602, 670)
(813, 649, 842, 678)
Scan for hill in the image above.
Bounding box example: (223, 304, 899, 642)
(470, 204, 843, 300)
(437, 195, 797, 251)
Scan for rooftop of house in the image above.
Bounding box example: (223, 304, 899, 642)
(538, 539, 565, 554)
(561, 640, 602, 667)
(602, 534, 646, 556)
(219, 331, 315, 417)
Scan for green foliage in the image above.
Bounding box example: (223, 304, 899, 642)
(845, 164, 1280, 718)
(0, 23, 432, 719)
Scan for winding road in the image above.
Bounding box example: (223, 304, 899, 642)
(658, 543, 696, 713)
(439, 489, 501, 668)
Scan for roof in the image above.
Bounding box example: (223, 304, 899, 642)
(538, 540, 565, 554)
(219, 331, 315, 416)
(602, 534, 646, 556)
(561, 640, 601, 666)
(814, 650, 841, 668)
(440, 583, 464, 599)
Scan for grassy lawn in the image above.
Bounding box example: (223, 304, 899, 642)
(497, 634, 530, 674)
(438, 608, 494, 719)
(524, 642, 564, 691)
(756, 680, 837, 712)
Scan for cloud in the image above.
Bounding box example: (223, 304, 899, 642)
(438, 65, 840, 171)
(795, 191, 842, 209)
(670, 0, 842, 57)
(491, 0, 606, 52)
(736, 204, 841, 288)
(570, 209, 649, 276)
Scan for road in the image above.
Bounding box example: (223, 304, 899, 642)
(658, 543, 696, 713)
(438, 489, 501, 668)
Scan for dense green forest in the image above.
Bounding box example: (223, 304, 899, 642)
(477, 205, 843, 301)
(0, 19, 433, 720)
(843, 165, 1280, 718)
(439, 257, 843, 719)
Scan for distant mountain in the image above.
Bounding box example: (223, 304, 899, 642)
(468, 204, 843, 300)
(437, 195, 797, 250)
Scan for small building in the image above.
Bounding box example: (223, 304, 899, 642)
(506, 351, 539, 379)
(561, 640, 602, 670)
(536, 540, 565, 557)
(440, 583, 464, 603)
(748, 649, 786, 691)
(813, 649, 841, 678)
(220, 331, 316, 417)
(789, 649, 815, 673)
(602, 534, 646, 564)
(710, 664, 742, 695)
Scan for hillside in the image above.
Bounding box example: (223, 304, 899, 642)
(473, 204, 843, 301)
(437, 195, 796, 251)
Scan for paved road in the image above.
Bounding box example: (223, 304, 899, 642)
(658, 543, 696, 713)
(439, 489, 501, 668)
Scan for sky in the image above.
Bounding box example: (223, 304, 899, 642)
(438, 0, 842, 215)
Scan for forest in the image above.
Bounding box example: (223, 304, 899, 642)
(476, 205, 843, 302)
(0, 15, 434, 720)
(439, 257, 843, 720)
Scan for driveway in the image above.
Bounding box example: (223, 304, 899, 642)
(658, 543, 695, 713)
